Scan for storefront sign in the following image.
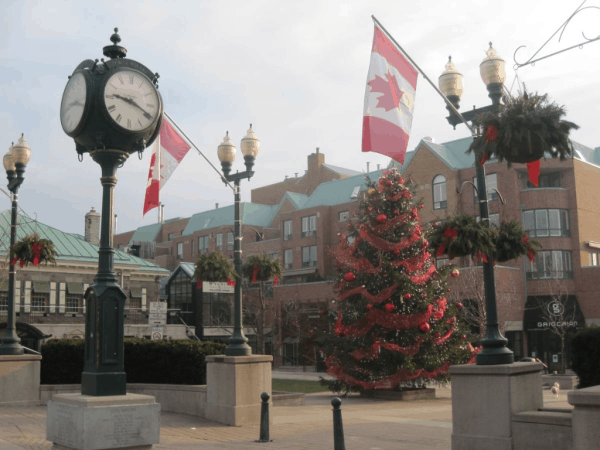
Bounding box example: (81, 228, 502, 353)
(536, 321, 578, 329)
(547, 301, 565, 316)
(202, 281, 234, 293)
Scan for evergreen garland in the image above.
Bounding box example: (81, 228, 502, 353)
(194, 251, 237, 282)
(242, 254, 282, 282)
(11, 233, 58, 266)
(429, 213, 496, 259)
(494, 221, 542, 263)
(467, 90, 579, 166)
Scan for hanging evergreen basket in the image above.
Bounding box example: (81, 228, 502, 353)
(194, 251, 237, 284)
(428, 213, 495, 259)
(243, 254, 282, 284)
(494, 221, 542, 263)
(11, 233, 58, 267)
(467, 91, 579, 166)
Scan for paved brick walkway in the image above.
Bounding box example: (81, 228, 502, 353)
(0, 386, 572, 450)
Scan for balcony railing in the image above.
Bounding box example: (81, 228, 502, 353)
(301, 230, 316, 238)
(526, 271, 574, 280)
(302, 261, 317, 268)
(284, 234, 293, 241)
(526, 229, 571, 238)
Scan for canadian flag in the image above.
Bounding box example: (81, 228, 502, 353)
(143, 115, 191, 216)
(362, 25, 418, 164)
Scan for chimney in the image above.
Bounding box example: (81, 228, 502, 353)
(366, 162, 370, 173)
(285, 175, 289, 180)
(377, 164, 380, 170)
(295, 173, 298, 179)
(308, 147, 325, 175)
(215, 203, 219, 209)
(84, 207, 101, 246)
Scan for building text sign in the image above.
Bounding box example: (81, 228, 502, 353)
(202, 281, 234, 294)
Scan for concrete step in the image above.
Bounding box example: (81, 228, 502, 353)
(276, 365, 317, 372)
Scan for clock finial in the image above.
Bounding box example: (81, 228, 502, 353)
(103, 27, 127, 59)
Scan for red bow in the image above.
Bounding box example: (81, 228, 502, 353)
(196, 278, 202, 289)
(485, 125, 498, 142)
(32, 242, 44, 266)
(251, 265, 261, 284)
(274, 275, 279, 286)
(226, 278, 235, 286)
(11, 256, 18, 266)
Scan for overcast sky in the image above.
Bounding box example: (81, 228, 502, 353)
(2, 0, 598, 236)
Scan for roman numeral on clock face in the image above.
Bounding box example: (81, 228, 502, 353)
(116, 114, 122, 123)
(129, 75, 134, 84)
(127, 119, 132, 129)
(108, 105, 116, 112)
(118, 75, 124, 84)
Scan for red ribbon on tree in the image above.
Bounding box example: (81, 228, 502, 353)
(334, 305, 434, 337)
(391, 252, 429, 274)
(361, 226, 421, 253)
(409, 264, 437, 285)
(251, 265, 261, 284)
(526, 159, 541, 187)
(339, 282, 399, 303)
(433, 297, 448, 321)
(433, 318, 456, 346)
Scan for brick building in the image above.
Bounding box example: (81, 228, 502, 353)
(115, 137, 600, 370)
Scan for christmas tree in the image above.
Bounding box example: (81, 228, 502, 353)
(318, 169, 478, 392)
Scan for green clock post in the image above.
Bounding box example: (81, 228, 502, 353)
(59, 29, 163, 396)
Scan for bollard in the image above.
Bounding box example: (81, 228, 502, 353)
(331, 397, 345, 450)
(258, 392, 270, 443)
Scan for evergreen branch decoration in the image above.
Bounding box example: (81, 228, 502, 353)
(467, 90, 579, 166)
(428, 213, 496, 259)
(194, 251, 237, 282)
(494, 221, 542, 263)
(11, 233, 58, 267)
(242, 253, 282, 283)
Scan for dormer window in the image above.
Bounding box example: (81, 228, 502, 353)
(351, 186, 361, 198)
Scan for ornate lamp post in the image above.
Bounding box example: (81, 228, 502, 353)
(59, 29, 163, 394)
(217, 125, 260, 356)
(439, 44, 514, 365)
(0, 135, 31, 355)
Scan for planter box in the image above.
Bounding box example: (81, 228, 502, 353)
(360, 388, 435, 401)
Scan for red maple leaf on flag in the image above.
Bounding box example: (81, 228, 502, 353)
(368, 70, 403, 112)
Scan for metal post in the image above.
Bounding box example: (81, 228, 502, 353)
(0, 169, 23, 355)
(473, 129, 514, 365)
(258, 392, 270, 442)
(331, 397, 345, 450)
(225, 179, 251, 356)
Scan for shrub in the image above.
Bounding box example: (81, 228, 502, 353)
(40, 338, 225, 385)
(570, 326, 600, 388)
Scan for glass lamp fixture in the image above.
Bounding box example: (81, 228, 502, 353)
(240, 124, 260, 172)
(217, 131, 236, 176)
(438, 56, 463, 109)
(3, 144, 15, 173)
(480, 43, 506, 86)
(11, 134, 31, 166)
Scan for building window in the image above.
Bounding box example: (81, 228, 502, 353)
(268, 252, 279, 261)
(66, 296, 80, 313)
(31, 294, 48, 313)
(527, 250, 573, 279)
(436, 258, 449, 269)
(168, 232, 175, 241)
(338, 211, 350, 222)
(198, 236, 209, 254)
(216, 233, 223, 250)
(283, 220, 292, 241)
(473, 173, 498, 202)
(302, 215, 317, 237)
(522, 209, 570, 237)
(476, 214, 500, 228)
(169, 270, 194, 325)
(203, 293, 233, 327)
(177, 242, 183, 260)
(433, 175, 447, 209)
(526, 172, 560, 188)
(351, 185, 361, 199)
(302, 245, 317, 267)
(0, 293, 8, 311)
(284, 249, 293, 270)
(227, 232, 234, 251)
(590, 252, 599, 266)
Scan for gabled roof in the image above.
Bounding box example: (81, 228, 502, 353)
(128, 222, 162, 246)
(0, 211, 168, 273)
(183, 203, 277, 236)
(322, 163, 362, 177)
(572, 142, 600, 165)
(166, 262, 196, 286)
(300, 170, 384, 209)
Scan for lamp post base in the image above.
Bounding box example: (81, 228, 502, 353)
(0, 340, 24, 356)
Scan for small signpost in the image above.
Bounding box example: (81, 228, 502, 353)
(149, 301, 167, 326)
(151, 327, 163, 340)
(202, 281, 235, 294)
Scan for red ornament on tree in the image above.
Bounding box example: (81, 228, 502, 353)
(344, 272, 356, 282)
(386, 180, 393, 186)
(461, 334, 467, 340)
(377, 214, 387, 224)
(456, 302, 463, 309)
(403, 293, 411, 300)
(393, 209, 399, 215)
(399, 177, 404, 184)
(433, 332, 441, 339)
(419, 322, 431, 333)
(451, 268, 460, 278)
(366, 303, 373, 310)
(419, 204, 424, 209)
(384, 303, 395, 312)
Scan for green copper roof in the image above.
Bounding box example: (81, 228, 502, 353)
(283, 192, 309, 209)
(300, 170, 384, 209)
(183, 203, 277, 236)
(323, 163, 362, 176)
(0, 210, 168, 273)
(128, 222, 162, 246)
(166, 262, 196, 285)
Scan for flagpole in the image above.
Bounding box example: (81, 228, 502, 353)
(163, 111, 235, 191)
(371, 15, 475, 135)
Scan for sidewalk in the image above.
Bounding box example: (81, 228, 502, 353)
(0, 386, 572, 450)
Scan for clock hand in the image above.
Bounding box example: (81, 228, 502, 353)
(109, 94, 154, 120)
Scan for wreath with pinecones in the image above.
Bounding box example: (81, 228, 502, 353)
(194, 251, 237, 287)
(494, 221, 542, 263)
(11, 233, 58, 267)
(467, 90, 579, 166)
(428, 213, 496, 261)
(242, 254, 282, 284)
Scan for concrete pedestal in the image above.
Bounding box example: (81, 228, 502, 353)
(568, 385, 600, 450)
(450, 362, 544, 450)
(205, 354, 273, 426)
(46, 393, 160, 450)
(0, 354, 41, 406)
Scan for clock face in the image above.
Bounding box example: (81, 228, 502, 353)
(103, 70, 160, 132)
(60, 71, 87, 135)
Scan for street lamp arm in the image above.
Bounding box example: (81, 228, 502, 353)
(457, 180, 479, 197)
